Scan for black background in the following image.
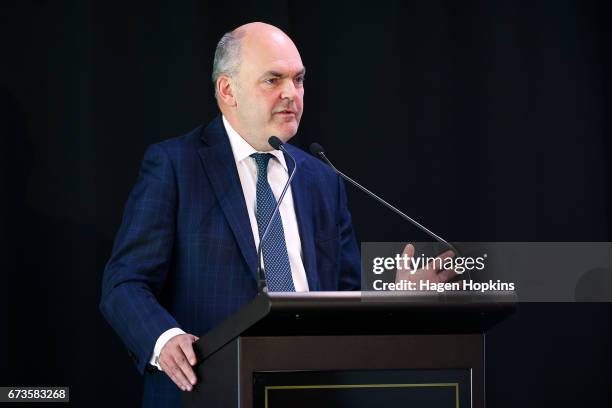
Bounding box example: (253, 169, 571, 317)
(1, 0, 611, 406)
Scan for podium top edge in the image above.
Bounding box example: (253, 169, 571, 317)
(262, 290, 517, 305)
(194, 290, 516, 362)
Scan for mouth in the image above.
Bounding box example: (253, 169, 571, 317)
(274, 109, 296, 115)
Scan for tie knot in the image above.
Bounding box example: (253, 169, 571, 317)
(251, 153, 274, 171)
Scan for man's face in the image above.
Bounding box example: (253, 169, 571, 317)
(232, 31, 305, 146)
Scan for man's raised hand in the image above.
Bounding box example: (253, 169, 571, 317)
(395, 243, 458, 284)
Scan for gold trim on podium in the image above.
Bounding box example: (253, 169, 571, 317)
(264, 382, 460, 408)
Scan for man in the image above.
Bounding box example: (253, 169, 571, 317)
(100, 22, 361, 407)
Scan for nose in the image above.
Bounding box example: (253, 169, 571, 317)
(280, 79, 298, 101)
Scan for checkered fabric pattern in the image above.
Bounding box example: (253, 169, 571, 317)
(100, 117, 361, 408)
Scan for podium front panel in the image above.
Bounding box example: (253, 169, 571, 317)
(254, 369, 471, 408)
(241, 334, 483, 408)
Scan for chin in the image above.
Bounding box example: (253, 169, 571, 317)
(275, 123, 299, 141)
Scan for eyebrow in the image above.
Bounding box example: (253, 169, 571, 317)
(262, 67, 306, 78)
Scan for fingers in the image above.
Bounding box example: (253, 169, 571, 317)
(160, 334, 199, 392)
(425, 249, 455, 272)
(401, 243, 415, 259)
(401, 245, 455, 273)
(396, 244, 459, 285)
(179, 337, 198, 367)
(397, 244, 415, 274)
(161, 358, 192, 392)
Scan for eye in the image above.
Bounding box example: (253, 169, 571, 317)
(264, 78, 278, 85)
(294, 76, 305, 85)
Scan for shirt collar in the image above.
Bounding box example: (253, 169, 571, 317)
(222, 115, 287, 171)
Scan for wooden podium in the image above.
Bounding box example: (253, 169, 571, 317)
(184, 291, 515, 408)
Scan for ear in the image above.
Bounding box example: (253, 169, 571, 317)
(216, 75, 236, 107)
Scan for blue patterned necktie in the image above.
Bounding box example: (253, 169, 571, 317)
(251, 153, 295, 292)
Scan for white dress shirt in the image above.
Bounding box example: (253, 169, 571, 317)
(149, 116, 308, 369)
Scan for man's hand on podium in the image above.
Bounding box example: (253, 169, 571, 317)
(159, 333, 199, 392)
(395, 244, 458, 284)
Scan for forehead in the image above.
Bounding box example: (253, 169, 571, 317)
(240, 32, 304, 75)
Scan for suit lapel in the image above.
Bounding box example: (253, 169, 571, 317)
(285, 147, 320, 291)
(197, 118, 258, 281)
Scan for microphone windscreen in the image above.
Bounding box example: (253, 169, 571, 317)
(268, 136, 283, 150)
(309, 142, 325, 156)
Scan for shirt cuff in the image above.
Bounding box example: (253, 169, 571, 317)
(149, 327, 186, 370)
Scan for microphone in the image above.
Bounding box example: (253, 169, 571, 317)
(309, 142, 460, 258)
(268, 136, 283, 150)
(256, 136, 298, 292)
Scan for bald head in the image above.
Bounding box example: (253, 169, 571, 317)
(212, 22, 305, 151)
(238, 22, 299, 60)
(212, 23, 299, 97)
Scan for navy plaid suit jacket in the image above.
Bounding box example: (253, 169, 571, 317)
(99, 116, 361, 407)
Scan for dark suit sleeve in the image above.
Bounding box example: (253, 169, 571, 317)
(99, 144, 180, 374)
(337, 176, 361, 290)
